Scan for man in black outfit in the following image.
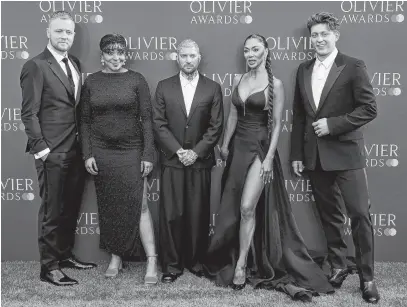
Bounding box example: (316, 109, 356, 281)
(290, 12, 380, 304)
(20, 11, 96, 286)
(153, 39, 223, 283)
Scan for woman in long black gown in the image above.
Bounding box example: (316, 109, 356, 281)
(79, 34, 158, 283)
(205, 34, 334, 301)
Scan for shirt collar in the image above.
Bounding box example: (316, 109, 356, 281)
(180, 71, 199, 88)
(47, 43, 68, 63)
(315, 48, 338, 69)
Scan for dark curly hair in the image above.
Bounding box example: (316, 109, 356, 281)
(99, 33, 128, 54)
(307, 12, 340, 32)
(244, 34, 274, 140)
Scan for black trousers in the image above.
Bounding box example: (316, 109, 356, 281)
(34, 148, 85, 270)
(308, 156, 374, 281)
(159, 166, 211, 274)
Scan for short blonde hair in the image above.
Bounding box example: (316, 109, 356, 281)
(177, 39, 200, 55)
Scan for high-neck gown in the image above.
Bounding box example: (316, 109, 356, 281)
(79, 70, 155, 258)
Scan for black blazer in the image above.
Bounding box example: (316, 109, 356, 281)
(20, 47, 82, 154)
(290, 52, 377, 171)
(152, 73, 224, 169)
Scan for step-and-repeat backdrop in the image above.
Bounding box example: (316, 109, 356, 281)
(1, 1, 406, 262)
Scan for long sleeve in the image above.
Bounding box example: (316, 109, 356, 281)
(152, 80, 182, 158)
(327, 60, 377, 136)
(137, 74, 155, 163)
(78, 78, 93, 160)
(192, 83, 224, 158)
(290, 65, 306, 162)
(20, 60, 49, 154)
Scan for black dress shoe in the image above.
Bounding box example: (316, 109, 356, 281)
(59, 256, 97, 270)
(161, 273, 182, 283)
(40, 269, 78, 286)
(329, 268, 349, 288)
(361, 281, 380, 304)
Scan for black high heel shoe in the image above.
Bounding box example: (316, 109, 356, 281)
(293, 291, 312, 302)
(232, 280, 247, 290)
(232, 267, 247, 291)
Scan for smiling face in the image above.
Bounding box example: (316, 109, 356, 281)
(310, 23, 339, 60)
(101, 44, 126, 72)
(47, 17, 75, 53)
(243, 37, 268, 70)
(177, 46, 200, 75)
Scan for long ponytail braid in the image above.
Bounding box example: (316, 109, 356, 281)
(265, 52, 274, 139)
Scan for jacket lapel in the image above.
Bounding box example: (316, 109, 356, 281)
(172, 74, 187, 117)
(303, 59, 317, 113)
(186, 74, 206, 124)
(69, 55, 81, 106)
(316, 53, 346, 114)
(44, 48, 75, 100)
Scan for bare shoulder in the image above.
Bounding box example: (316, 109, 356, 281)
(229, 73, 241, 89)
(272, 77, 284, 91)
(233, 73, 243, 84)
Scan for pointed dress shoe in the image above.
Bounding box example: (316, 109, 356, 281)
(40, 268, 78, 286)
(161, 273, 182, 283)
(59, 256, 97, 270)
(361, 281, 380, 304)
(329, 268, 349, 288)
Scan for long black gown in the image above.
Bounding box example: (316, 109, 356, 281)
(79, 70, 155, 257)
(205, 78, 334, 300)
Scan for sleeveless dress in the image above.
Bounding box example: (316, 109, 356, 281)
(205, 75, 334, 300)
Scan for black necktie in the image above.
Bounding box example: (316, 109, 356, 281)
(62, 57, 75, 94)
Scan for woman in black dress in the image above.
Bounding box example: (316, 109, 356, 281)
(205, 34, 334, 301)
(79, 34, 158, 283)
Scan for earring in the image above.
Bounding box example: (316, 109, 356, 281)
(101, 59, 105, 66)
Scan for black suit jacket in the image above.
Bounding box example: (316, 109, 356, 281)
(152, 73, 224, 169)
(290, 52, 377, 171)
(20, 47, 82, 154)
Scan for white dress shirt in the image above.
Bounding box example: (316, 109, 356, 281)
(180, 72, 199, 116)
(312, 48, 338, 108)
(47, 44, 80, 99)
(34, 45, 80, 159)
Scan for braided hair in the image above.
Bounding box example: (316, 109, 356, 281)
(244, 34, 274, 139)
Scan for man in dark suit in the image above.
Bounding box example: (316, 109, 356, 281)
(20, 11, 96, 286)
(153, 39, 223, 283)
(290, 12, 379, 303)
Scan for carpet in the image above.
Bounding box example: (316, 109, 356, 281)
(1, 261, 406, 307)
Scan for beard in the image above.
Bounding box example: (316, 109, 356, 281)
(180, 66, 198, 80)
(51, 40, 71, 52)
(181, 68, 198, 81)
